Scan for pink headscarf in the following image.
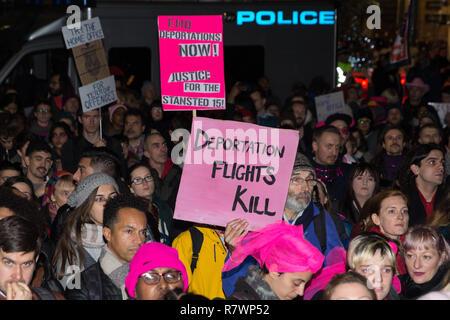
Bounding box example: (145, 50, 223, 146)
(222, 221, 324, 274)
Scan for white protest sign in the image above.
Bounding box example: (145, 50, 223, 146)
(428, 102, 450, 126)
(62, 17, 104, 49)
(314, 91, 346, 123)
(79, 75, 117, 112)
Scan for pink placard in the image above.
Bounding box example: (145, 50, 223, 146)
(173, 117, 299, 230)
(158, 16, 225, 111)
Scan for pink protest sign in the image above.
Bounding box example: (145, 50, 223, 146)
(158, 16, 225, 111)
(173, 117, 299, 230)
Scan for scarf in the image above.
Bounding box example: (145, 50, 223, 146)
(312, 160, 344, 184)
(401, 265, 448, 300)
(70, 223, 105, 248)
(99, 246, 130, 300)
(243, 265, 279, 300)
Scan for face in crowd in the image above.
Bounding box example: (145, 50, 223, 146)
(73, 157, 94, 183)
(34, 103, 52, 126)
(90, 185, 118, 226)
(124, 115, 145, 141)
(410, 149, 445, 187)
(25, 151, 53, 181)
(129, 166, 155, 200)
(79, 110, 100, 135)
(353, 249, 394, 300)
(135, 267, 184, 300)
(103, 207, 147, 265)
(371, 195, 409, 240)
(329, 119, 349, 145)
(404, 244, 445, 285)
(382, 129, 405, 156)
(0, 249, 37, 296)
(352, 170, 376, 201)
(144, 134, 168, 167)
(264, 270, 313, 300)
(291, 101, 307, 128)
(285, 170, 316, 213)
(313, 131, 341, 166)
(51, 126, 69, 151)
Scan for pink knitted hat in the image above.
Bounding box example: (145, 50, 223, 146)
(222, 221, 325, 274)
(108, 104, 127, 123)
(125, 242, 189, 298)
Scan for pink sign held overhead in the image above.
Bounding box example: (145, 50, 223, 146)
(173, 117, 299, 231)
(158, 15, 225, 111)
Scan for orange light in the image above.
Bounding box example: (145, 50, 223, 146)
(362, 79, 368, 88)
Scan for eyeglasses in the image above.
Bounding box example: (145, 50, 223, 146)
(290, 176, 317, 186)
(132, 175, 153, 185)
(140, 271, 181, 285)
(358, 118, 371, 125)
(37, 109, 50, 113)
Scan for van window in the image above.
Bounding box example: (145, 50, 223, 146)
(224, 46, 264, 93)
(108, 47, 151, 94)
(3, 48, 70, 107)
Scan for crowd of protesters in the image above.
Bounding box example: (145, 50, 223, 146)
(0, 42, 449, 301)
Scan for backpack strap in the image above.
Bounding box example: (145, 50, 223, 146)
(31, 287, 56, 300)
(313, 207, 328, 255)
(188, 227, 204, 274)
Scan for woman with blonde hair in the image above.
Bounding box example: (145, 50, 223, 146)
(400, 225, 450, 300)
(347, 233, 400, 300)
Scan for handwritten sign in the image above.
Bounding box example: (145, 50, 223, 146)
(62, 17, 104, 49)
(428, 102, 450, 126)
(158, 16, 225, 111)
(173, 117, 299, 230)
(314, 91, 346, 123)
(79, 75, 117, 112)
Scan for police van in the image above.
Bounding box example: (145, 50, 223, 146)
(0, 1, 337, 106)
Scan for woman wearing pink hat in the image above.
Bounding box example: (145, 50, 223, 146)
(224, 221, 325, 300)
(125, 242, 189, 300)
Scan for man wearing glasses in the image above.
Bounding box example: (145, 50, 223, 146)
(65, 193, 148, 300)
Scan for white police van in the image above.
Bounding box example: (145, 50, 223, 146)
(0, 1, 337, 105)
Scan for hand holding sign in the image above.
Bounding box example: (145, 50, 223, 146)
(224, 218, 249, 253)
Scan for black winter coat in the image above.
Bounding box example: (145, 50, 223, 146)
(64, 262, 122, 300)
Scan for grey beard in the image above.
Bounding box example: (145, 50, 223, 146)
(285, 194, 310, 213)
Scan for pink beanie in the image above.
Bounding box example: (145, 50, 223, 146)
(108, 104, 127, 123)
(222, 221, 325, 274)
(125, 242, 189, 298)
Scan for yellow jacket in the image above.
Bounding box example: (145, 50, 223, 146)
(172, 226, 226, 299)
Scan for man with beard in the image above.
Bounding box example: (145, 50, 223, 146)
(48, 73, 75, 115)
(370, 125, 407, 188)
(285, 98, 314, 155)
(221, 153, 343, 297)
(24, 140, 53, 198)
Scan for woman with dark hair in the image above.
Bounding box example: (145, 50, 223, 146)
(339, 163, 380, 225)
(3, 175, 36, 202)
(49, 122, 73, 171)
(1, 93, 21, 115)
(52, 173, 119, 289)
(29, 99, 53, 139)
(128, 162, 173, 244)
